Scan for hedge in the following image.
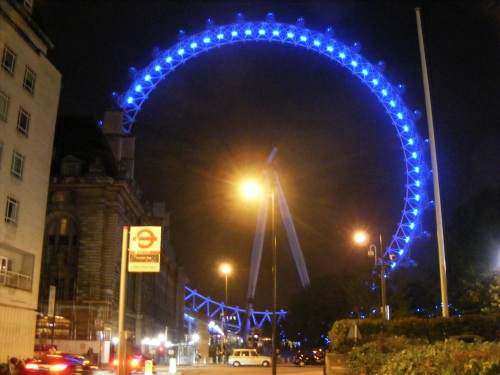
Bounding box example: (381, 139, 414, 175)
(329, 314, 500, 353)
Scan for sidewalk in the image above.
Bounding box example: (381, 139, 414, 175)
(153, 362, 353, 374)
(99, 361, 353, 374)
(325, 354, 353, 375)
(327, 364, 353, 374)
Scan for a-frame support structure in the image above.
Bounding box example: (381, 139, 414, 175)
(242, 148, 310, 340)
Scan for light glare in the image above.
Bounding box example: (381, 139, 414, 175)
(221, 263, 231, 275)
(353, 232, 367, 244)
(242, 182, 260, 199)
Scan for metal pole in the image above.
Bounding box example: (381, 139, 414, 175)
(415, 7, 449, 318)
(224, 273, 228, 354)
(379, 235, 388, 320)
(369, 244, 380, 305)
(225, 274, 228, 309)
(271, 189, 277, 375)
(118, 226, 129, 375)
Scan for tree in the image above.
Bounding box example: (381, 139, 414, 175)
(283, 273, 370, 347)
(482, 276, 500, 313)
(445, 184, 500, 313)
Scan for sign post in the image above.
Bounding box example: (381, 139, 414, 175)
(118, 226, 162, 375)
(117, 227, 129, 375)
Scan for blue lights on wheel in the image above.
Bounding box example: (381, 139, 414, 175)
(116, 13, 428, 272)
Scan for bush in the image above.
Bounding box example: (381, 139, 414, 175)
(373, 340, 500, 374)
(329, 315, 500, 374)
(329, 314, 500, 352)
(348, 335, 428, 374)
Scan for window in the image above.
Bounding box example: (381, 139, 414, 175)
(23, 0, 33, 13)
(42, 217, 79, 300)
(17, 108, 30, 136)
(5, 196, 19, 225)
(23, 66, 36, 94)
(0, 256, 13, 285)
(11, 151, 24, 179)
(1, 46, 16, 74)
(61, 156, 83, 176)
(0, 91, 9, 121)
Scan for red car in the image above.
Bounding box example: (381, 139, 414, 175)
(21, 354, 97, 375)
(112, 354, 153, 374)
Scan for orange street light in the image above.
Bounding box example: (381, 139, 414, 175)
(354, 231, 389, 320)
(241, 181, 260, 199)
(353, 231, 368, 246)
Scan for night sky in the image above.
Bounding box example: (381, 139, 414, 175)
(38, 1, 499, 311)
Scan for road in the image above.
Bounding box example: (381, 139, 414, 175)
(156, 364, 326, 375)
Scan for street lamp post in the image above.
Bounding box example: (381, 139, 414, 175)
(220, 264, 231, 357)
(355, 232, 388, 320)
(271, 188, 277, 375)
(241, 179, 277, 375)
(220, 264, 231, 308)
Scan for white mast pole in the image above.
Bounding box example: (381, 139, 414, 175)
(415, 7, 449, 318)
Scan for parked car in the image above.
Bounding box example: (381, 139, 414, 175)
(112, 354, 154, 373)
(292, 349, 325, 367)
(227, 349, 272, 367)
(21, 353, 98, 375)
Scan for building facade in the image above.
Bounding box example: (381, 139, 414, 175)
(0, 0, 61, 361)
(38, 111, 187, 361)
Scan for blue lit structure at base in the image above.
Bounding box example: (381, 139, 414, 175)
(184, 286, 286, 331)
(115, 12, 428, 270)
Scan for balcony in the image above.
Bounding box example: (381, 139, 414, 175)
(0, 269, 32, 291)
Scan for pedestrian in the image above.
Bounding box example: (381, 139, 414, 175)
(195, 350, 201, 366)
(216, 347, 221, 364)
(222, 348, 227, 364)
(87, 347, 93, 362)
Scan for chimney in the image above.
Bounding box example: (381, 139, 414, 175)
(102, 109, 136, 178)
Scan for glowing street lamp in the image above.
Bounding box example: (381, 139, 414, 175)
(220, 264, 231, 309)
(354, 232, 367, 245)
(241, 181, 260, 199)
(354, 231, 389, 320)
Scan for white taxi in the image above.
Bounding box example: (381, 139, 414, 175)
(227, 349, 272, 367)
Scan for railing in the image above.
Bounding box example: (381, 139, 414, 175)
(0, 269, 32, 291)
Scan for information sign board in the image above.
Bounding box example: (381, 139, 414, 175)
(128, 226, 161, 272)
